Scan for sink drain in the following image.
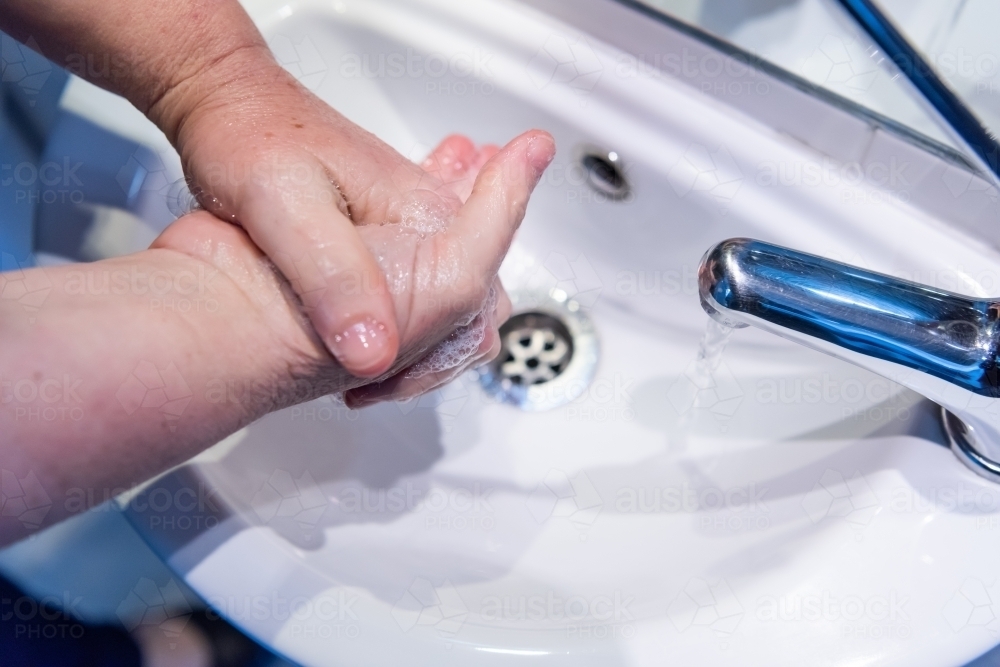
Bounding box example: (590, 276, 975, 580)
(498, 312, 573, 386)
(479, 289, 599, 411)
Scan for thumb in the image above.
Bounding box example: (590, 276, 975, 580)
(444, 130, 555, 276)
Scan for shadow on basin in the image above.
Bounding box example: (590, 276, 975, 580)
(124, 397, 452, 566)
(209, 399, 449, 549)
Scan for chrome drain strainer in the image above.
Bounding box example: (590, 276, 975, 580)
(499, 313, 573, 386)
(480, 289, 599, 411)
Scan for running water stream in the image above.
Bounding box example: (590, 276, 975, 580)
(694, 318, 734, 384)
(671, 318, 735, 448)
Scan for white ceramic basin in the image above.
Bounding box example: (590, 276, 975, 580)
(121, 0, 1000, 665)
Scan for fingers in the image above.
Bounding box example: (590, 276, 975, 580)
(421, 135, 478, 184)
(344, 133, 500, 229)
(237, 170, 400, 378)
(266, 131, 555, 405)
(344, 279, 511, 408)
(343, 319, 495, 408)
(450, 145, 499, 202)
(444, 131, 555, 277)
(421, 135, 500, 203)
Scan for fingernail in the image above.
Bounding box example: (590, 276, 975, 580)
(326, 317, 393, 377)
(526, 134, 556, 183)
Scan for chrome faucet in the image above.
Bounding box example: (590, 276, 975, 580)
(698, 238, 1000, 482)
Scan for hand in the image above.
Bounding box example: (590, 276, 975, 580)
(153, 130, 555, 407)
(0, 0, 555, 544)
(343, 134, 513, 408)
(156, 56, 548, 385)
(0, 0, 547, 386)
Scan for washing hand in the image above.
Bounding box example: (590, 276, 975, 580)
(0, 0, 559, 550)
(156, 54, 536, 384)
(0, 130, 552, 543)
(1, 0, 552, 388)
(154, 129, 555, 407)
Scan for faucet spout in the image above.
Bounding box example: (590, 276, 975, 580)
(698, 238, 1000, 482)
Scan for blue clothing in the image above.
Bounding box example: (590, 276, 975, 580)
(0, 574, 142, 667)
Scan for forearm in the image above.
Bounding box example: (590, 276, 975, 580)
(0, 0, 273, 140)
(0, 246, 318, 544)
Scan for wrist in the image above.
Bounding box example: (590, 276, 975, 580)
(145, 40, 279, 145)
(148, 213, 358, 409)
